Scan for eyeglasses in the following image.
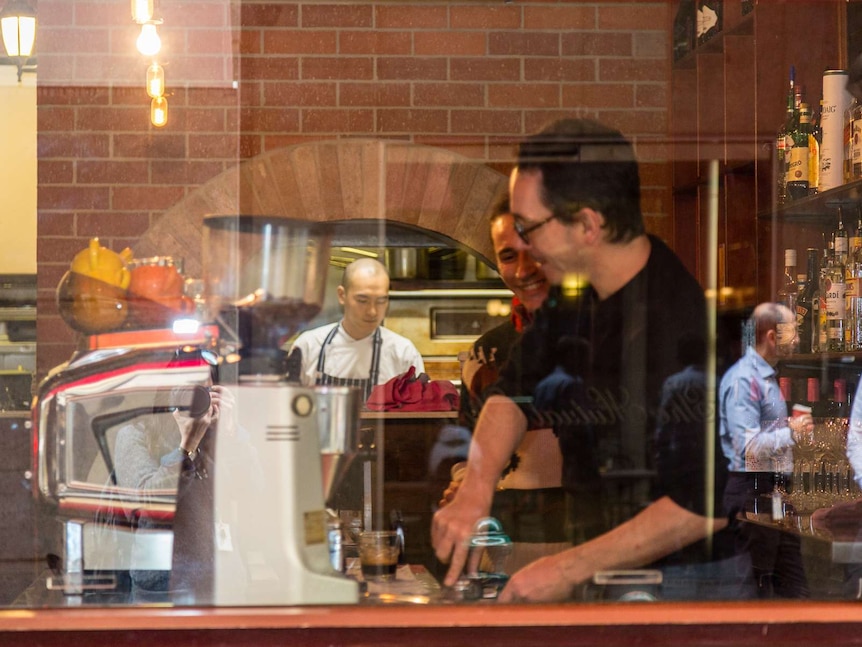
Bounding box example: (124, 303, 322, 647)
(513, 213, 559, 244)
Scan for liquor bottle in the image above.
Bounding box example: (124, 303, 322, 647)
(797, 247, 820, 354)
(777, 249, 798, 356)
(808, 100, 821, 196)
(826, 378, 849, 421)
(851, 207, 862, 254)
(824, 246, 847, 352)
(834, 205, 850, 266)
(776, 67, 796, 205)
(848, 97, 862, 182)
(848, 242, 862, 350)
(819, 237, 832, 352)
(787, 103, 811, 201)
(805, 376, 823, 417)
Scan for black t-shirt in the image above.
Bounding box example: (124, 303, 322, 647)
(492, 236, 724, 553)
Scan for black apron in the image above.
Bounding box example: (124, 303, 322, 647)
(315, 324, 382, 401)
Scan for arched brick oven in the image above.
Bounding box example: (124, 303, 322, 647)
(134, 139, 509, 277)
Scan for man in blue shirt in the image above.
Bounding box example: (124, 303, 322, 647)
(718, 302, 813, 597)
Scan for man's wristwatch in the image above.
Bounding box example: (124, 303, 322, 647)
(179, 446, 198, 460)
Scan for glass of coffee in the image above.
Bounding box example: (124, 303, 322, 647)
(358, 531, 399, 582)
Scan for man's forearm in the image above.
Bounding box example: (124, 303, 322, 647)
(459, 395, 528, 502)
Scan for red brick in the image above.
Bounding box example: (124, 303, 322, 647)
(450, 5, 521, 30)
(302, 57, 374, 80)
(562, 32, 633, 57)
(414, 83, 484, 108)
(37, 107, 75, 132)
(77, 212, 152, 238)
(110, 86, 152, 106)
(524, 6, 597, 30)
(37, 236, 93, 263)
(240, 107, 301, 132)
(600, 58, 669, 83)
(37, 212, 76, 237)
(451, 110, 522, 134)
(302, 4, 373, 28)
(598, 109, 667, 135)
(415, 31, 487, 56)
(634, 31, 668, 59)
(240, 56, 300, 80)
(525, 58, 596, 82)
(38, 161, 74, 184)
(239, 134, 263, 159)
(339, 31, 412, 55)
(189, 29, 236, 54)
(37, 27, 110, 54)
(169, 56, 233, 86)
(111, 186, 186, 211)
(636, 84, 668, 109)
(375, 5, 448, 29)
(189, 134, 241, 158)
(340, 82, 411, 107)
(151, 161, 225, 186)
(377, 57, 447, 81)
(75, 106, 151, 133)
(240, 29, 262, 55)
(378, 109, 450, 134)
(77, 161, 150, 185)
(73, 1, 127, 26)
(167, 1, 233, 29)
(38, 133, 110, 159)
(241, 3, 299, 27)
(265, 82, 337, 107)
(489, 84, 559, 109)
(36, 264, 71, 291)
(562, 83, 634, 109)
(265, 29, 338, 55)
(302, 109, 374, 133)
(39, 186, 110, 210)
(525, 110, 586, 134)
(113, 134, 187, 159)
(263, 134, 327, 152)
(450, 57, 521, 82)
(183, 108, 231, 132)
(599, 4, 669, 31)
(38, 86, 109, 106)
(488, 31, 560, 57)
(187, 87, 238, 106)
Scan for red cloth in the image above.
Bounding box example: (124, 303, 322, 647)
(366, 366, 460, 412)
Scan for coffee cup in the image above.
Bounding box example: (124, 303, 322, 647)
(358, 531, 399, 582)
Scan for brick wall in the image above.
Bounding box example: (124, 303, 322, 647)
(36, 0, 671, 374)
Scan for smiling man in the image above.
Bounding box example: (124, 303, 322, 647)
(432, 118, 742, 602)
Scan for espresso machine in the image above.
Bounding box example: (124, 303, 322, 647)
(181, 214, 360, 606)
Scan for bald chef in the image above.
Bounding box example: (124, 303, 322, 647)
(288, 257, 424, 400)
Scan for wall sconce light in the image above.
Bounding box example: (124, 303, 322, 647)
(136, 22, 161, 57)
(151, 95, 168, 127)
(131, 0, 154, 24)
(146, 62, 164, 98)
(0, 0, 36, 82)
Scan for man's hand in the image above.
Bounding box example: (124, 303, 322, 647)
(498, 552, 576, 603)
(789, 412, 814, 447)
(431, 485, 493, 586)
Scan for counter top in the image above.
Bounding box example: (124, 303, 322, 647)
(360, 411, 458, 420)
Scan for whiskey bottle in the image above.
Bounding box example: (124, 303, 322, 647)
(777, 249, 798, 356)
(787, 103, 811, 201)
(776, 67, 796, 205)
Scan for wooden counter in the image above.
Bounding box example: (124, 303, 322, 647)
(2, 601, 862, 646)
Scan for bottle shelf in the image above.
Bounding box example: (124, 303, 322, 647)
(758, 179, 862, 223)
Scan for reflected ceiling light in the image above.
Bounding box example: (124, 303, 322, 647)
(0, 0, 36, 82)
(150, 95, 168, 127)
(136, 22, 161, 56)
(131, 0, 154, 24)
(146, 62, 164, 98)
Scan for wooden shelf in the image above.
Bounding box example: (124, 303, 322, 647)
(757, 179, 862, 223)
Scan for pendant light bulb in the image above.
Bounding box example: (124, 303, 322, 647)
(151, 95, 168, 127)
(136, 23, 161, 56)
(131, 0, 154, 24)
(146, 63, 164, 98)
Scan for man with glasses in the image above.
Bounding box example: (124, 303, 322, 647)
(432, 118, 740, 602)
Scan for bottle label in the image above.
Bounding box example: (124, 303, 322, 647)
(826, 278, 847, 322)
(788, 147, 809, 183)
(836, 237, 849, 256)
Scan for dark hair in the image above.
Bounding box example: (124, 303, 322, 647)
(516, 118, 644, 243)
(489, 193, 510, 225)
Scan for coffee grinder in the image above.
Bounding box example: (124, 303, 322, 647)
(184, 214, 360, 606)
